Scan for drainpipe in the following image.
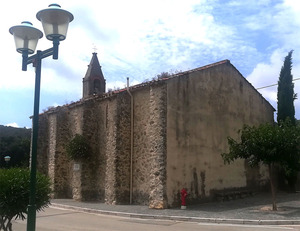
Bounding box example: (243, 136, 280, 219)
(127, 77, 134, 204)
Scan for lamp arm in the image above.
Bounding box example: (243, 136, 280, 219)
(40, 47, 55, 59)
(22, 42, 60, 71)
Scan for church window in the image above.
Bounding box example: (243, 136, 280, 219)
(94, 79, 101, 94)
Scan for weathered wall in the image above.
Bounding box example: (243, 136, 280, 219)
(47, 108, 72, 198)
(37, 115, 49, 176)
(166, 62, 274, 206)
(67, 99, 108, 201)
(93, 102, 107, 201)
(131, 83, 168, 208)
(131, 87, 151, 204)
(80, 100, 102, 201)
(46, 113, 56, 195)
(37, 101, 107, 201)
(104, 97, 118, 203)
(105, 93, 131, 204)
(115, 93, 131, 203)
(148, 83, 167, 209)
(66, 105, 84, 200)
(37, 60, 274, 207)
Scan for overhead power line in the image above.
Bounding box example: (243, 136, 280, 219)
(256, 77, 300, 90)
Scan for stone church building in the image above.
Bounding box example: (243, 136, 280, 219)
(37, 53, 275, 208)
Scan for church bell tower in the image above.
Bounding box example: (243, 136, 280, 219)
(82, 53, 106, 98)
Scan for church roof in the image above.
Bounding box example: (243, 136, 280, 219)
(83, 53, 105, 81)
(126, 59, 231, 91)
(103, 59, 275, 112)
(42, 59, 275, 114)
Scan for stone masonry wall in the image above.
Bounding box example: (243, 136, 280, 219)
(66, 100, 107, 201)
(37, 114, 49, 176)
(115, 93, 131, 203)
(45, 113, 56, 194)
(52, 108, 72, 198)
(132, 87, 151, 204)
(38, 85, 168, 205)
(37, 61, 274, 208)
(148, 83, 168, 209)
(105, 96, 118, 203)
(94, 102, 107, 201)
(105, 92, 131, 204)
(38, 95, 128, 203)
(66, 105, 84, 200)
(41, 108, 73, 198)
(80, 100, 101, 201)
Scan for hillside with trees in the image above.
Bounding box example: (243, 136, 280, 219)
(0, 125, 31, 168)
(0, 125, 31, 138)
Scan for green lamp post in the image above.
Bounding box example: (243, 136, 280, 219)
(9, 4, 73, 231)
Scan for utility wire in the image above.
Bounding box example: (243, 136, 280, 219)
(256, 77, 300, 90)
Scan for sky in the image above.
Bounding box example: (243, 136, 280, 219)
(1, 0, 300, 128)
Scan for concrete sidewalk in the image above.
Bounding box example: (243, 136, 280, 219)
(50, 192, 300, 225)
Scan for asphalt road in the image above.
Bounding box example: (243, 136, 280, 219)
(11, 207, 300, 231)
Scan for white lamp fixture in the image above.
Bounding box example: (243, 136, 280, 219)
(9, 21, 43, 54)
(9, 3, 74, 68)
(36, 3, 74, 41)
(4, 156, 11, 163)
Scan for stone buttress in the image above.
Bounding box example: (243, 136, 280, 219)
(148, 82, 168, 209)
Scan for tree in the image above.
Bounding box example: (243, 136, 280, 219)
(0, 168, 51, 231)
(277, 50, 298, 189)
(277, 50, 297, 125)
(0, 138, 30, 168)
(0, 125, 31, 139)
(0, 125, 31, 168)
(66, 134, 91, 161)
(221, 121, 300, 210)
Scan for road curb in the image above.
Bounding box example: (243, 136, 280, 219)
(50, 203, 300, 226)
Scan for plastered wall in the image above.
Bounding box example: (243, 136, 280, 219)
(166, 62, 273, 206)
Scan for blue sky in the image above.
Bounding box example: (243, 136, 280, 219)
(1, 0, 300, 128)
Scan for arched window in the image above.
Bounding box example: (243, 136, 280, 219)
(94, 79, 101, 94)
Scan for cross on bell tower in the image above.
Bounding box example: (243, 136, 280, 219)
(82, 53, 106, 98)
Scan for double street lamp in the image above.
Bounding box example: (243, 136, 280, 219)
(9, 4, 73, 231)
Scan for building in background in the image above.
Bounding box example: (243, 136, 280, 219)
(36, 54, 274, 208)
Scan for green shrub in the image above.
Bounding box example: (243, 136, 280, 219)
(0, 168, 51, 231)
(66, 134, 91, 161)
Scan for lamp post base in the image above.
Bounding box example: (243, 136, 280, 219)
(26, 204, 36, 231)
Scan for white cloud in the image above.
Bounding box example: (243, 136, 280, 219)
(247, 49, 285, 88)
(2, 0, 300, 127)
(0, 0, 257, 93)
(6, 122, 19, 128)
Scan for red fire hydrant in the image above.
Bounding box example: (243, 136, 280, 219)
(181, 188, 187, 209)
